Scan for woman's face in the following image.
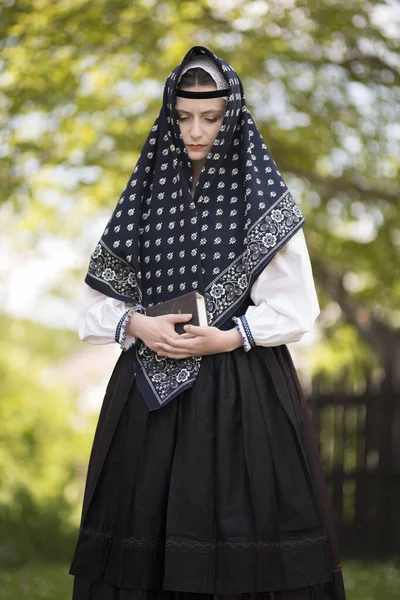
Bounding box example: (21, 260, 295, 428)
(176, 86, 226, 164)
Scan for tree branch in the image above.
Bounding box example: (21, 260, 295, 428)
(311, 254, 399, 361)
(339, 54, 400, 83)
(279, 162, 399, 204)
(312, 254, 400, 389)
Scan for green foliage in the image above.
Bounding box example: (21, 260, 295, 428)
(343, 560, 400, 600)
(0, 315, 81, 504)
(0, 489, 77, 566)
(0, 563, 72, 600)
(310, 323, 381, 392)
(0, 561, 399, 600)
(0, 314, 91, 564)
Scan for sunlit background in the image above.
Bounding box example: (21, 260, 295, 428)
(1, 1, 399, 598)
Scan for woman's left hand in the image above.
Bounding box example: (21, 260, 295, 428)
(154, 325, 242, 359)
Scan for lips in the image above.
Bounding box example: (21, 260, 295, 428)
(188, 145, 206, 150)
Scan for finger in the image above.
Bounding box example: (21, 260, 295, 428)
(157, 353, 192, 359)
(158, 335, 198, 351)
(154, 342, 177, 353)
(155, 341, 189, 353)
(155, 340, 198, 356)
(166, 312, 192, 323)
(183, 324, 208, 336)
(155, 345, 194, 359)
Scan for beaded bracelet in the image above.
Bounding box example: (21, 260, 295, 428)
(115, 305, 145, 350)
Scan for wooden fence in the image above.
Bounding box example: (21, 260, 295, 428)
(308, 384, 400, 558)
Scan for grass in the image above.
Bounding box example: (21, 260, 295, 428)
(342, 560, 400, 600)
(0, 563, 72, 600)
(0, 561, 399, 599)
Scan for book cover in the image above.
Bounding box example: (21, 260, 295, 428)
(146, 291, 208, 334)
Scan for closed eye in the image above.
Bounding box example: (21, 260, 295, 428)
(177, 116, 220, 123)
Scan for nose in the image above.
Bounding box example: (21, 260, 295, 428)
(190, 118, 203, 140)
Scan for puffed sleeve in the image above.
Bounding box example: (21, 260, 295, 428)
(233, 229, 320, 349)
(77, 284, 136, 350)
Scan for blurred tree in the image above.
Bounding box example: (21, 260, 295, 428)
(0, 0, 399, 387)
(0, 314, 89, 563)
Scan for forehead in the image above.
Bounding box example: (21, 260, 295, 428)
(175, 85, 226, 114)
(175, 97, 227, 114)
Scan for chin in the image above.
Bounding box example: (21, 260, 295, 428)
(187, 148, 209, 162)
(188, 150, 208, 162)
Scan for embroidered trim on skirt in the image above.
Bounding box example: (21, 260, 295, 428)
(69, 346, 345, 599)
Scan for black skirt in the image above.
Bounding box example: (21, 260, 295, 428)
(69, 345, 345, 600)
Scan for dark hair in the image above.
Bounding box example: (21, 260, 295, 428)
(178, 67, 216, 89)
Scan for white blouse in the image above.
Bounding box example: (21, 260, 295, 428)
(77, 229, 319, 349)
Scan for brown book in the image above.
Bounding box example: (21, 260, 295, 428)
(146, 291, 208, 334)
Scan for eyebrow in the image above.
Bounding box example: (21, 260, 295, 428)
(176, 109, 224, 116)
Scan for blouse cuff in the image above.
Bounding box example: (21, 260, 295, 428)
(232, 315, 256, 352)
(115, 305, 145, 351)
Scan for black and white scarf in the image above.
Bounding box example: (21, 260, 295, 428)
(85, 46, 305, 410)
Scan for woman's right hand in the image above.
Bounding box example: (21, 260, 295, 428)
(127, 312, 193, 353)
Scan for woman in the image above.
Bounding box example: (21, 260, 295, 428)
(70, 47, 346, 600)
